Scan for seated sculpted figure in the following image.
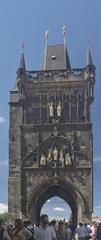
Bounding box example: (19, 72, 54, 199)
(40, 153, 46, 166)
(65, 152, 72, 165)
(53, 147, 58, 167)
(49, 102, 54, 117)
(53, 147, 58, 161)
(59, 150, 64, 168)
(47, 149, 53, 165)
(57, 102, 62, 117)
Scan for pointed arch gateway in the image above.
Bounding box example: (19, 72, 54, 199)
(28, 178, 84, 227)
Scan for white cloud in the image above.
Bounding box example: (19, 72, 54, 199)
(0, 203, 8, 214)
(0, 161, 8, 166)
(94, 206, 101, 209)
(53, 207, 65, 212)
(94, 156, 101, 162)
(49, 216, 69, 221)
(0, 116, 6, 124)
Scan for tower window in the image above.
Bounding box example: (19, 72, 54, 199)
(51, 55, 56, 60)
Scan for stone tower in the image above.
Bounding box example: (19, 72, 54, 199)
(8, 34, 95, 225)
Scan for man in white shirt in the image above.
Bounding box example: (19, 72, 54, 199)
(75, 222, 85, 240)
(34, 214, 56, 240)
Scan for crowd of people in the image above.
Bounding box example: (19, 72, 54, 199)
(0, 214, 101, 240)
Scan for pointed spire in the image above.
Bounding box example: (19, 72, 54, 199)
(62, 25, 70, 68)
(43, 31, 49, 70)
(86, 42, 93, 66)
(19, 42, 26, 70)
(63, 25, 67, 46)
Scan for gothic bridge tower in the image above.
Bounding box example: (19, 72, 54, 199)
(8, 32, 95, 225)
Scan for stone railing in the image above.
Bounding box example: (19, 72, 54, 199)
(25, 68, 85, 81)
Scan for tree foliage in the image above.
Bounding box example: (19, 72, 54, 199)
(0, 213, 9, 222)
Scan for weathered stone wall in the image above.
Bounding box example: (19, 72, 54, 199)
(8, 66, 95, 223)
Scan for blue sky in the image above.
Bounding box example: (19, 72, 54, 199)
(0, 0, 101, 217)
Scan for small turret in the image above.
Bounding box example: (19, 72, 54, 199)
(85, 45, 95, 78)
(19, 52, 26, 70)
(86, 48, 93, 67)
(19, 42, 26, 70)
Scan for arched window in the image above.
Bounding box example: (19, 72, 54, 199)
(71, 104, 77, 122)
(63, 102, 69, 122)
(78, 102, 84, 122)
(34, 107, 40, 124)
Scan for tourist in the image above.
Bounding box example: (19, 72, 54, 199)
(65, 223, 72, 240)
(0, 220, 11, 240)
(83, 223, 91, 240)
(67, 221, 75, 235)
(96, 222, 101, 240)
(12, 218, 32, 240)
(56, 221, 69, 240)
(75, 222, 85, 240)
(24, 220, 34, 235)
(34, 214, 56, 240)
(51, 220, 58, 231)
(91, 223, 97, 240)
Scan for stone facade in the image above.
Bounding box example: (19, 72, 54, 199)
(8, 43, 95, 225)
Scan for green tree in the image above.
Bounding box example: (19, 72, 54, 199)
(0, 213, 9, 223)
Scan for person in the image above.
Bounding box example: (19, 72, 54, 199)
(83, 223, 91, 240)
(91, 223, 97, 240)
(96, 222, 101, 240)
(24, 220, 34, 237)
(12, 218, 32, 240)
(51, 220, 58, 232)
(65, 223, 72, 240)
(0, 220, 11, 240)
(75, 222, 85, 240)
(67, 221, 75, 235)
(56, 221, 69, 240)
(34, 214, 56, 240)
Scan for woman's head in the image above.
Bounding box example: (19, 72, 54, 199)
(58, 221, 65, 231)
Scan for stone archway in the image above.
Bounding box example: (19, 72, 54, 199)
(28, 178, 84, 227)
(41, 196, 72, 221)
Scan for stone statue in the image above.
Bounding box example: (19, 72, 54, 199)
(59, 150, 64, 168)
(47, 149, 52, 164)
(57, 102, 62, 117)
(40, 153, 46, 166)
(65, 152, 72, 165)
(53, 147, 58, 161)
(49, 102, 54, 117)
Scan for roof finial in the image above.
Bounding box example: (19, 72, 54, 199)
(19, 42, 26, 70)
(43, 31, 49, 70)
(86, 41, 93, 66)
(22, 41, 26, 52)
(63, 25, 67, 46)
(87, 40, 91, 50)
